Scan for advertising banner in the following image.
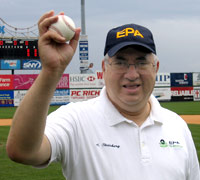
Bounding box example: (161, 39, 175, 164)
(0, 90, 14, 107)
(50, 89, 70, 105)
(0, 70, 12, 75)
(152, 87, 171, 101)
(22, 60, 42, 70)
(56, 74, 69, 89)
(69, 74, 97, 88)
(170, 73, 192, 87)
(96, 71, 105, 88)
(14, 90, 27, 106)
(1, 60, 20, 70)
(193, 72, 200, 86)
(70, 89, 101, 102)
(14, 70, 40, 74)
(79, 35, 89, 61)
(171, 87, 194, 101)
(193, 87, 200, 101)
(13, 74, 38, 90)
(0, 75, 13, 90)
(155, 73, 170, 87)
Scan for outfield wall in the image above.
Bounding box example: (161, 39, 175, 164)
(0, 71, 200, 107)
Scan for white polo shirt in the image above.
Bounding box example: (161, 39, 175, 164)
(44, 87, 200, 180)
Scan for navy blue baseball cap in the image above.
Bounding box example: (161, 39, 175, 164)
(104, 24, 156, 56)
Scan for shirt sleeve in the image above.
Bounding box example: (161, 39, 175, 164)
(35, 104, 80, 177)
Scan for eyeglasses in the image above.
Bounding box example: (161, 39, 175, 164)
(107, 60, 156, 73)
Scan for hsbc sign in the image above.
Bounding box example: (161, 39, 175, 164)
(69, 74, 97, 88)
(70, 76, 85, 82)
(87, 76, 95, 81)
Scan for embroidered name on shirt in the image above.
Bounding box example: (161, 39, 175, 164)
(96, 143, 120, 148)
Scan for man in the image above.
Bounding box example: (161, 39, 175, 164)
(80, 63, 94, 74)
(6, 11, 200, 180)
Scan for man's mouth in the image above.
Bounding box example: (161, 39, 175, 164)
(123, 84, 140, 89)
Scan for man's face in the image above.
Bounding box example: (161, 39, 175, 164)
(102, 47, 159, 112)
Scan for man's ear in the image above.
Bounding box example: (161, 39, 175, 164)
(156, 60, 160, 73)
(102, 60, 106, 73)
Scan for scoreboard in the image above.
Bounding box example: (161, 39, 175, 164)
(0, 39, 39, 59)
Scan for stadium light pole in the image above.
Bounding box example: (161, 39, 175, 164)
(81, 0, 86, 35)
(79, 0, 89, 73)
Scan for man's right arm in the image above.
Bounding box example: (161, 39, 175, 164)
(6, 70, 60, 165)
(6, 10, 81, 166)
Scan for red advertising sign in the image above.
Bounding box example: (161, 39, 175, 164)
(171, 87, 194, 96)
(194, 88, 200, 101)
(0, 75, 13, 90)
(171, 87, 194, 101)
(70, 89, 101, 102)
(96, 71, 105, 88)
(13, 74, 38, 90)
(56, 74, 69, 89)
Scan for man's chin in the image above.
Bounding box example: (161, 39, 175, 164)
(121, 96, 142, 106)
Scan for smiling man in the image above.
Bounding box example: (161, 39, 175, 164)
(7, 11, 200, 180)
(103, 47, 158, 126)
(102, 24, 159, 126)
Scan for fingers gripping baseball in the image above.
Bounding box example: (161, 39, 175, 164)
(38, 11, 57, 36)
(49, 15, 76, 42)
(37, 11, 81, 74)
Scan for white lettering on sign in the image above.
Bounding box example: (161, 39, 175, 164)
(0, 78, 11, 82)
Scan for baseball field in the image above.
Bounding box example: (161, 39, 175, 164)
(0, 101, 200, 179)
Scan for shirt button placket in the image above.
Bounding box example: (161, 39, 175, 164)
(139, 129, 151, 165)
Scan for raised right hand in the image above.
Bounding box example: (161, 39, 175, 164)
(38, 10, 81, 76)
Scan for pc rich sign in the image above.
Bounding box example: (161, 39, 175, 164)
(70, 89, 101, 102)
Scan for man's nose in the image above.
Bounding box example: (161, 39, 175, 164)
(124, 64, 139, 79)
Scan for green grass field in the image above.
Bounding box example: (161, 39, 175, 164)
(0, 126, 65, 180)
(0, 101, 200, 179)
(1, 101, 200, 119)
(160, 101, 200, 115)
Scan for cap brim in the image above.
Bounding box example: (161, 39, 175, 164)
(107, 42, 156, 57)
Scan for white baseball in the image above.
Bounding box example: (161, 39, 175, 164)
(49, 15, 76, 41)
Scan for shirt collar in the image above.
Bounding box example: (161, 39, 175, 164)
(99, 87, 163, 127)
(149, 94, 163, 125)
(99, 87, 127, 126)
